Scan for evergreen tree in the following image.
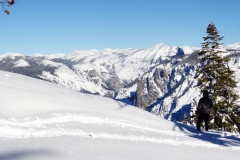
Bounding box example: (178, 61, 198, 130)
(195, 23, 240, 132)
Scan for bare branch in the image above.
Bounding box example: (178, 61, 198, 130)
(1, 0, 16, 15)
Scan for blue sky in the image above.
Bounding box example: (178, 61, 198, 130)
(0, 0, 239, 55)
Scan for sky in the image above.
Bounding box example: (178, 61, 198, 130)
(0, 0, 240, 55)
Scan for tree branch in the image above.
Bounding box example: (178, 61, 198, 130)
(0, 0, 16, 15)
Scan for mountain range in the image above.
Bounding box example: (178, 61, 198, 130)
(1, 43, 240, 122)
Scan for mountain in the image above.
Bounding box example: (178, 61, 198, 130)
(0, 43, 195, 96)
(0, 70, 240, 160)
(0, 43, 240, 121)
(225, 43, 240, 50)
(135, 44, 240, 121)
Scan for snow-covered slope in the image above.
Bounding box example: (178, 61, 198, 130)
(0, 71, 240, 160)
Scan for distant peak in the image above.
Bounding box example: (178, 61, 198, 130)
(104, 48, 112, 51)
(153, 43, 167, 47)
(0, 52, 23, 57)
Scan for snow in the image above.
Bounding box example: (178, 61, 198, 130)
(0, 43, 204, 100)
(181, 46, 194, 55)
(64, 43, 195, 84)
(0, 71, 240, 160)
(14, 59, 30, 67)
(225, 43, 240, 50)
(41, 60, 62, 67)
(0, 53, 22, 60)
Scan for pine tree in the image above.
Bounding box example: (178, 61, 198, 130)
(195, 23, 240, 132)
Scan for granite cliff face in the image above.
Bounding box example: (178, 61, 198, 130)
(135, 51, 200, 120)
(135, 48, 240, 121)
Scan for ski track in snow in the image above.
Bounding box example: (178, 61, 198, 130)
(1, 113, 240, 150)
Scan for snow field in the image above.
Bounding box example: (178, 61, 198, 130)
(1, 112, 239, 150)
(1, 71, 240, 160)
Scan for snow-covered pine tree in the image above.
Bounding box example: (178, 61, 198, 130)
(195, 23, 240, 133)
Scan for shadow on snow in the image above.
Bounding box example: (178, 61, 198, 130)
(0, 149, 56, 160)
(173, 122, 240, 147)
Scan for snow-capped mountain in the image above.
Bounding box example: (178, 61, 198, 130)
(0, 43, 240, 122)
(0, 43, 193, 97)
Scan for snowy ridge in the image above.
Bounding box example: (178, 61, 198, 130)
(13, 59, 30, 67)
(225, 43, 240, 50)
